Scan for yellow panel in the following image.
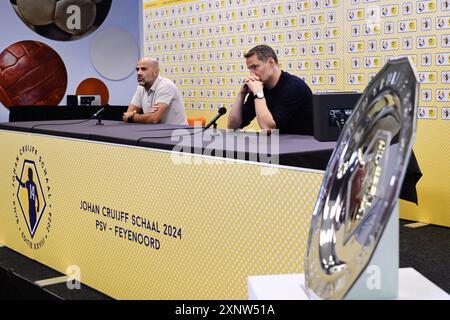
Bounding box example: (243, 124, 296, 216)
(142, 0, 449, 226)
(400, 121, 450, 227)
(0, 130, 322, 299)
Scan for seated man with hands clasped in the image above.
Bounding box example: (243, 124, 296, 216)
(227, 45, 314, 135)
(123, 57, 187, 125)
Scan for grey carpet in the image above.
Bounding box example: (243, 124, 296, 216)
(400, 220, 450, 294)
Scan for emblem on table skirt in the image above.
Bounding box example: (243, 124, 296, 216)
(12, 145, 53, 250)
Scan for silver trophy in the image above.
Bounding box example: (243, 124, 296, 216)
(305, 58, 419, 299)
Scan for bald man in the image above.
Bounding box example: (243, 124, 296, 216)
(123, 57, 187, 125)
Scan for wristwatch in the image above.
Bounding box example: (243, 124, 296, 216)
(254, 91, 265, 99)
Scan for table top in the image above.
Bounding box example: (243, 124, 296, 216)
(0, 119, 421, 203)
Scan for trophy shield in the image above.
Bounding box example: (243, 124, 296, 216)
(305, 57, 419, 299)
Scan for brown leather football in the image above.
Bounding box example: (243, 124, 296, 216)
(0, 41, 68, 108)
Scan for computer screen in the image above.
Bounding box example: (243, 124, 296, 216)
(78, 95, 101, 107)
(313, 92, 362, 141)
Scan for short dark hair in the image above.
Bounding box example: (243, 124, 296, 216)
(244, 45, 278, 64)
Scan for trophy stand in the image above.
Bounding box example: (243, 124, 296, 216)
(247, 203, 399, 300)
(248, 201, 448, 300)
(344, 203, 398, 299)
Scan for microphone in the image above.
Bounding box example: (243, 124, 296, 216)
(204, 107, 227, 130)
(91, 107, 106, 119)
(91, 105, 108, 125)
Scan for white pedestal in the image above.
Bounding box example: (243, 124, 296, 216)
(248, 268, 449, 300)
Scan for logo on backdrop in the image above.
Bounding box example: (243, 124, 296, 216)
(12, 146, 53, 250)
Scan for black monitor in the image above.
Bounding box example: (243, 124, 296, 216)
(313, 92, 362, 142)
(67, 95, 78, 106)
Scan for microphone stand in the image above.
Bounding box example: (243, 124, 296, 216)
(209, 122, 220, 136)
(96, 113, 104, 125)
(93, 106, 108, 125)
(203, 107, 227, 136)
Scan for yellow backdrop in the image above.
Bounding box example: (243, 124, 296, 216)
(142, 0, 449, 226)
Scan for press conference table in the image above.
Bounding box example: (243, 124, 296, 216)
(0, 119, 421, 203)
(0, 119, 423, 299)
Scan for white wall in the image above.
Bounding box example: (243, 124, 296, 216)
(0, 0, 141, 122)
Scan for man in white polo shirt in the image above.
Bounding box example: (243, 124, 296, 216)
(123, 57, 187, 125)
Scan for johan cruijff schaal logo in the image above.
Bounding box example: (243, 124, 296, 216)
(12, 146, 53, 250)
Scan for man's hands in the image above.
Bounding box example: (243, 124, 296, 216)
(122, 110, 136, 123)
(123, 105, 159, 123)
(242, 74, 263, 95)
(228, 74, 265, 130)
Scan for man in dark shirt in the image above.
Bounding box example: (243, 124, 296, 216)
(228, 45, 313, 135)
